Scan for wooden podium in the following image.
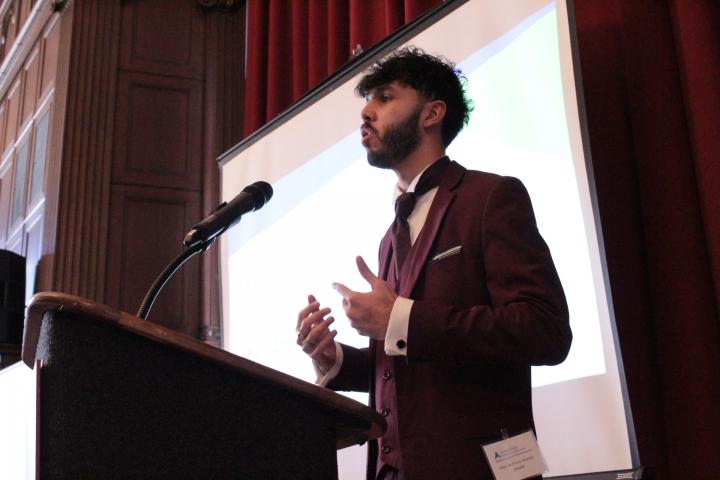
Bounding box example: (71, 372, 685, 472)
(22, 292, 384, 479)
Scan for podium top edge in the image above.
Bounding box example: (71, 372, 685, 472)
(22, 292, 385, 446)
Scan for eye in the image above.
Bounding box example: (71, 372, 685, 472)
(380, 94, 391, 103)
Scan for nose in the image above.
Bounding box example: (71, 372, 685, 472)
(361, 101, 374, 122)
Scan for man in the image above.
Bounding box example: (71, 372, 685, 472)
(295, 47, 572, 480)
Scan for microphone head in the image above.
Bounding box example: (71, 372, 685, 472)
(243, 181, 273, 210)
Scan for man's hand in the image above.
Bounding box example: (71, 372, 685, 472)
(296, 295, 338, 373)
(333, 256, 398, 339)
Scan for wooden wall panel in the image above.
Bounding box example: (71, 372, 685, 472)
(0, 2, 67, 305)
(5, 130, 26, 256)
(8, 136, 29, 234)
(113, 72, 202, 190)
(17, 0, 33, 28)
(106, 185, 201, 334)
(3, 79, 21, 155)
(4, 229, 21, 254)
(101, 0, 248, 339)
(120, 0, 204, 80)
(0, 1, 47, 65)
(0, 104, 6, 150)
(20, 47, 40, 128)
(0, 161, 11, 244)
(2, 4, 19, 60)
(24, 206, 42, 301)
(35, 5, 72, 295)
(27, 105, 49, 209)
(39, 15, 60, 101)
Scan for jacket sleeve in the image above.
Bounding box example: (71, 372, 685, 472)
(407, 176, 572, 366)
(326, 343, 371, 392)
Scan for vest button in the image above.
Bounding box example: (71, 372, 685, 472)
(381, 407, 390, 417)
(382, 370, 392, 380)
(381, 445, 391, 454)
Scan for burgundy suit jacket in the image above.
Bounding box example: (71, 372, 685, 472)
(329, 160, 572, 479)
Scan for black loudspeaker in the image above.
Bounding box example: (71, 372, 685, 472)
(0, 249, 25, 344)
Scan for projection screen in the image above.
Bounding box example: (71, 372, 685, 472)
(219, 0, 640, 477)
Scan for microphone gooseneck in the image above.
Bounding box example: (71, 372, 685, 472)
(138, 180, 273, 320)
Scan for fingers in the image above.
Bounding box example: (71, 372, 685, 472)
(295, 295, 338, 372)
(305, 315, 334, 344)
(296, 307, 331, 345)
(310, 329, 337, 357)
(296, 296, 321, 330)
(355, 256, 378, 284)
(332, 282, 352, 299)
(301, 316, 335, 354)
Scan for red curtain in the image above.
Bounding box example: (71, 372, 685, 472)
(574, 0, 720, 478)
(242, 0, 442, 137)
(243, 0, 720, 478)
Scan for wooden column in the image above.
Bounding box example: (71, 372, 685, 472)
(52, 0, 119, 301)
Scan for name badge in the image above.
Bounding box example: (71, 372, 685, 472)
(482, 430, 547, 480)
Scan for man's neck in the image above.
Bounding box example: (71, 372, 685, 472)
(394, 145, 446, 191)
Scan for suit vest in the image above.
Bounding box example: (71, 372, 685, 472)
(373, 248, 407, 476)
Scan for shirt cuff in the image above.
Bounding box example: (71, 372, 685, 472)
(314, 341, 344, 387)
(384, 297, 413, 356)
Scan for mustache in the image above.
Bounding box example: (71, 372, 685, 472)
(361, 122, 378, 135)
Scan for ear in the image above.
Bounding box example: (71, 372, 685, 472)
(421, 100, 446, 129)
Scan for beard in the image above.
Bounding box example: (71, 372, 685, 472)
(366, 106, 423, 169)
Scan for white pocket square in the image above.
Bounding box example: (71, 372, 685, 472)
(432, 245, 462, 261)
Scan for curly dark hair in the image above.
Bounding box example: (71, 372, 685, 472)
(356, 46, 473, 147)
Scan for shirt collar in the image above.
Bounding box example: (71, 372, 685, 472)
(392, 156, 447, 201)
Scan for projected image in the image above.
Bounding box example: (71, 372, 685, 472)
(226, 3, 603, 389)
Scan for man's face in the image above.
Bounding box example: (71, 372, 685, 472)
(360, 82, 425, 169)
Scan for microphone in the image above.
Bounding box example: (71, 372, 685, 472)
(183, 181, 273, 248)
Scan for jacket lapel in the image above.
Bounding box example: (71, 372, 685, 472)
(398, 161, 465, 297)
